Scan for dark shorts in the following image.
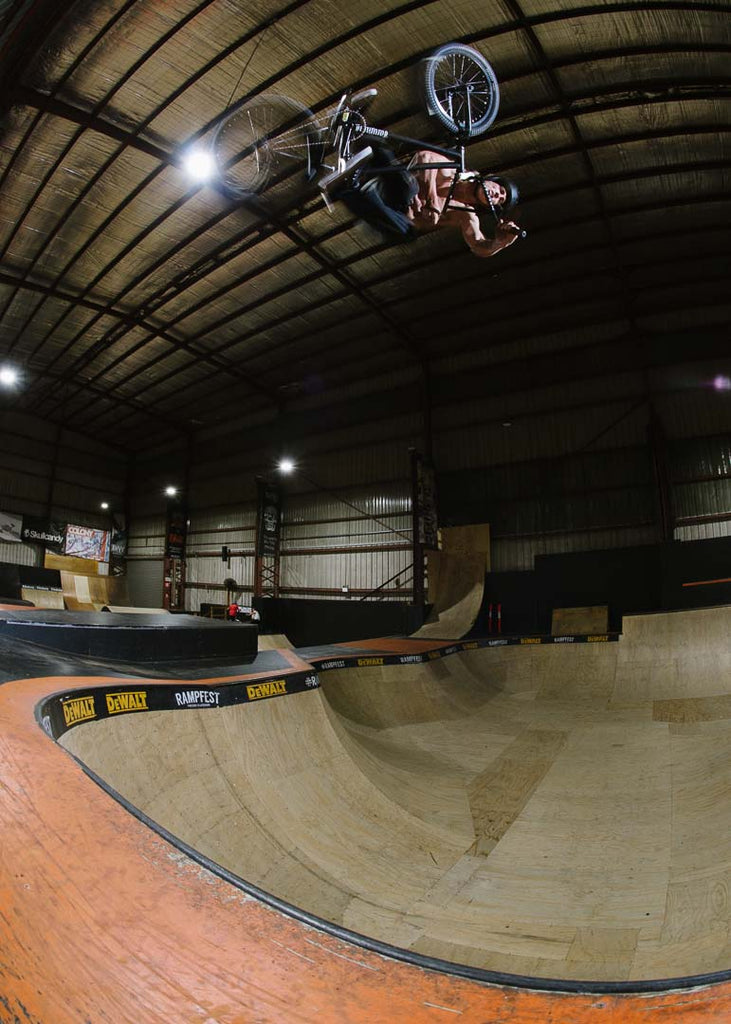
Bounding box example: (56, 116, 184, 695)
(336, 147, 418, 242)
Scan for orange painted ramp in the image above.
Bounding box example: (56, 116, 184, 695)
(0, 669, 729, 1020)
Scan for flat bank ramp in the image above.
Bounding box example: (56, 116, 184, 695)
(256, 632, 294, 650)
(62, 607, 731, 984)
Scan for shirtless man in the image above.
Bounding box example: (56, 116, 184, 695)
(406, 149, 522, 258)
(332, 145, 522, 258)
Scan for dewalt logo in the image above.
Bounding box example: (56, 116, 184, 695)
(246, 679, 287, 701)
(520, 637, 542, 645)
(587, 635, 609, 643)
(106, 691, 149, 715)
(357, 657, 384, 667)
(62, 695, 96, 727)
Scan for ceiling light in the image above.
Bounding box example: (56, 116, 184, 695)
(100, 501, 109, 510)
(181, 146, 216, 183)
(713, 374, 730, 392)
(0, 365, 19, 387)
(165, 486, 178, 497)
(277, 458, 295, 474)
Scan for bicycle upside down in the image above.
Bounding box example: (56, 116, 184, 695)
(211, 43, 524, 259)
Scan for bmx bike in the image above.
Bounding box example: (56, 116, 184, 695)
(212, 42, 516, 231)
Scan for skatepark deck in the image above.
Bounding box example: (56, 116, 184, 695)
(1, 605, 729, 1021)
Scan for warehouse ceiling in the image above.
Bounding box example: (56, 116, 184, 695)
(0, 0, 728, 455)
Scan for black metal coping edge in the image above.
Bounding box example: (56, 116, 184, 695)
(34, 632, 621, 739)
(36, 668, 320, 740)
(309, 632, 621, 672)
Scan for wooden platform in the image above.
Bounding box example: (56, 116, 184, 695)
(1, 607, 730, 1021)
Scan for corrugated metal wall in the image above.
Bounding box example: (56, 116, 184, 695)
(186, 506, 257, 610)
(114, 331, 731, 597)
(281, 486, 412, 600)
(128, 439, 417, 612)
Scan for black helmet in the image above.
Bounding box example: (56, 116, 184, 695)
(479, 175, 519, 212)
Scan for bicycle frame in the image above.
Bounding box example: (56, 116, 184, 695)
(325, 106, 504, 228)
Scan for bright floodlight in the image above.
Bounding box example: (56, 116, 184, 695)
(165, 486, 178, 497)
(0, 365, 19, 387)
(181, 146, 216, 183)
(713, 374, 731, 391)
(278, 458, 295, 474)
(100, 501, 109, 510)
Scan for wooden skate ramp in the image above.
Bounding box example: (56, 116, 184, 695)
(413, 526, 490, 640)
(61, 570, 136, 611)
(257, 632, 294, 650)
(62, 606, 731, 984)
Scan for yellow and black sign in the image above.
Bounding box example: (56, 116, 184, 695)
(357, 656, 384, 667)
(246, 679, 287, 701)
(520, 637, 542, 645)
(62, 694, 96, 727)
(105, 690, 149, 715)
(587, 635, 609, 643)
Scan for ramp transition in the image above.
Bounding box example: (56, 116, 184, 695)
(1, 606, 729, 1021)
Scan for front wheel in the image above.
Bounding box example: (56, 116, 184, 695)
(212, 94, 324, 199)
(422, 43, 500, 139)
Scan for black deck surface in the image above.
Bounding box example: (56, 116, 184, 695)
(0, 610, 258, 663)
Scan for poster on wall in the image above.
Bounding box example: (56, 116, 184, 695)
(21, 516, 65, 553)
(165, 502, 187, 558)
(65, 523, 110, 562)
(0, 510, 23, 543)
(413, 452, 439, 551)
(110, 528, 128, 576)
(256, 479, 281, 557)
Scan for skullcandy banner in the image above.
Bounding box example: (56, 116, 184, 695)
(21, 516, 65, 553)
(256, 478, 281, 558)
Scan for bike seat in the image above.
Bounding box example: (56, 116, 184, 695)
(349, 88, 378, 111)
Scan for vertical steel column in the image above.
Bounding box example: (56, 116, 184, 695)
(648, 408, 674, 542)
(410, 448, 425, 608)
(163, 495, 187, 612)
(254, 477, 281, 598)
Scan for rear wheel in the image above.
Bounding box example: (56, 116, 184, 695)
(422, 43, 500, 138)
(213, 94, 324, 199)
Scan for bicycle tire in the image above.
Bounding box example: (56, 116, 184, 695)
(422, 43, 500, 138)
(212, 94, 324, 198)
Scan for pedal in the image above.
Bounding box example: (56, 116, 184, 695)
(318, 146, 373, 192)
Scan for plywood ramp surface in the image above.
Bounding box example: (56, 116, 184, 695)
(257, 632, 294, 650)
(60, 571, 135, 611)
(413, 552, 484, 639)
(20, 585, 65, 609)
(63, 607, 731, 984)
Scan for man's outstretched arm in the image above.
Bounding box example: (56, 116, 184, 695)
(443, 208, 522, 257)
